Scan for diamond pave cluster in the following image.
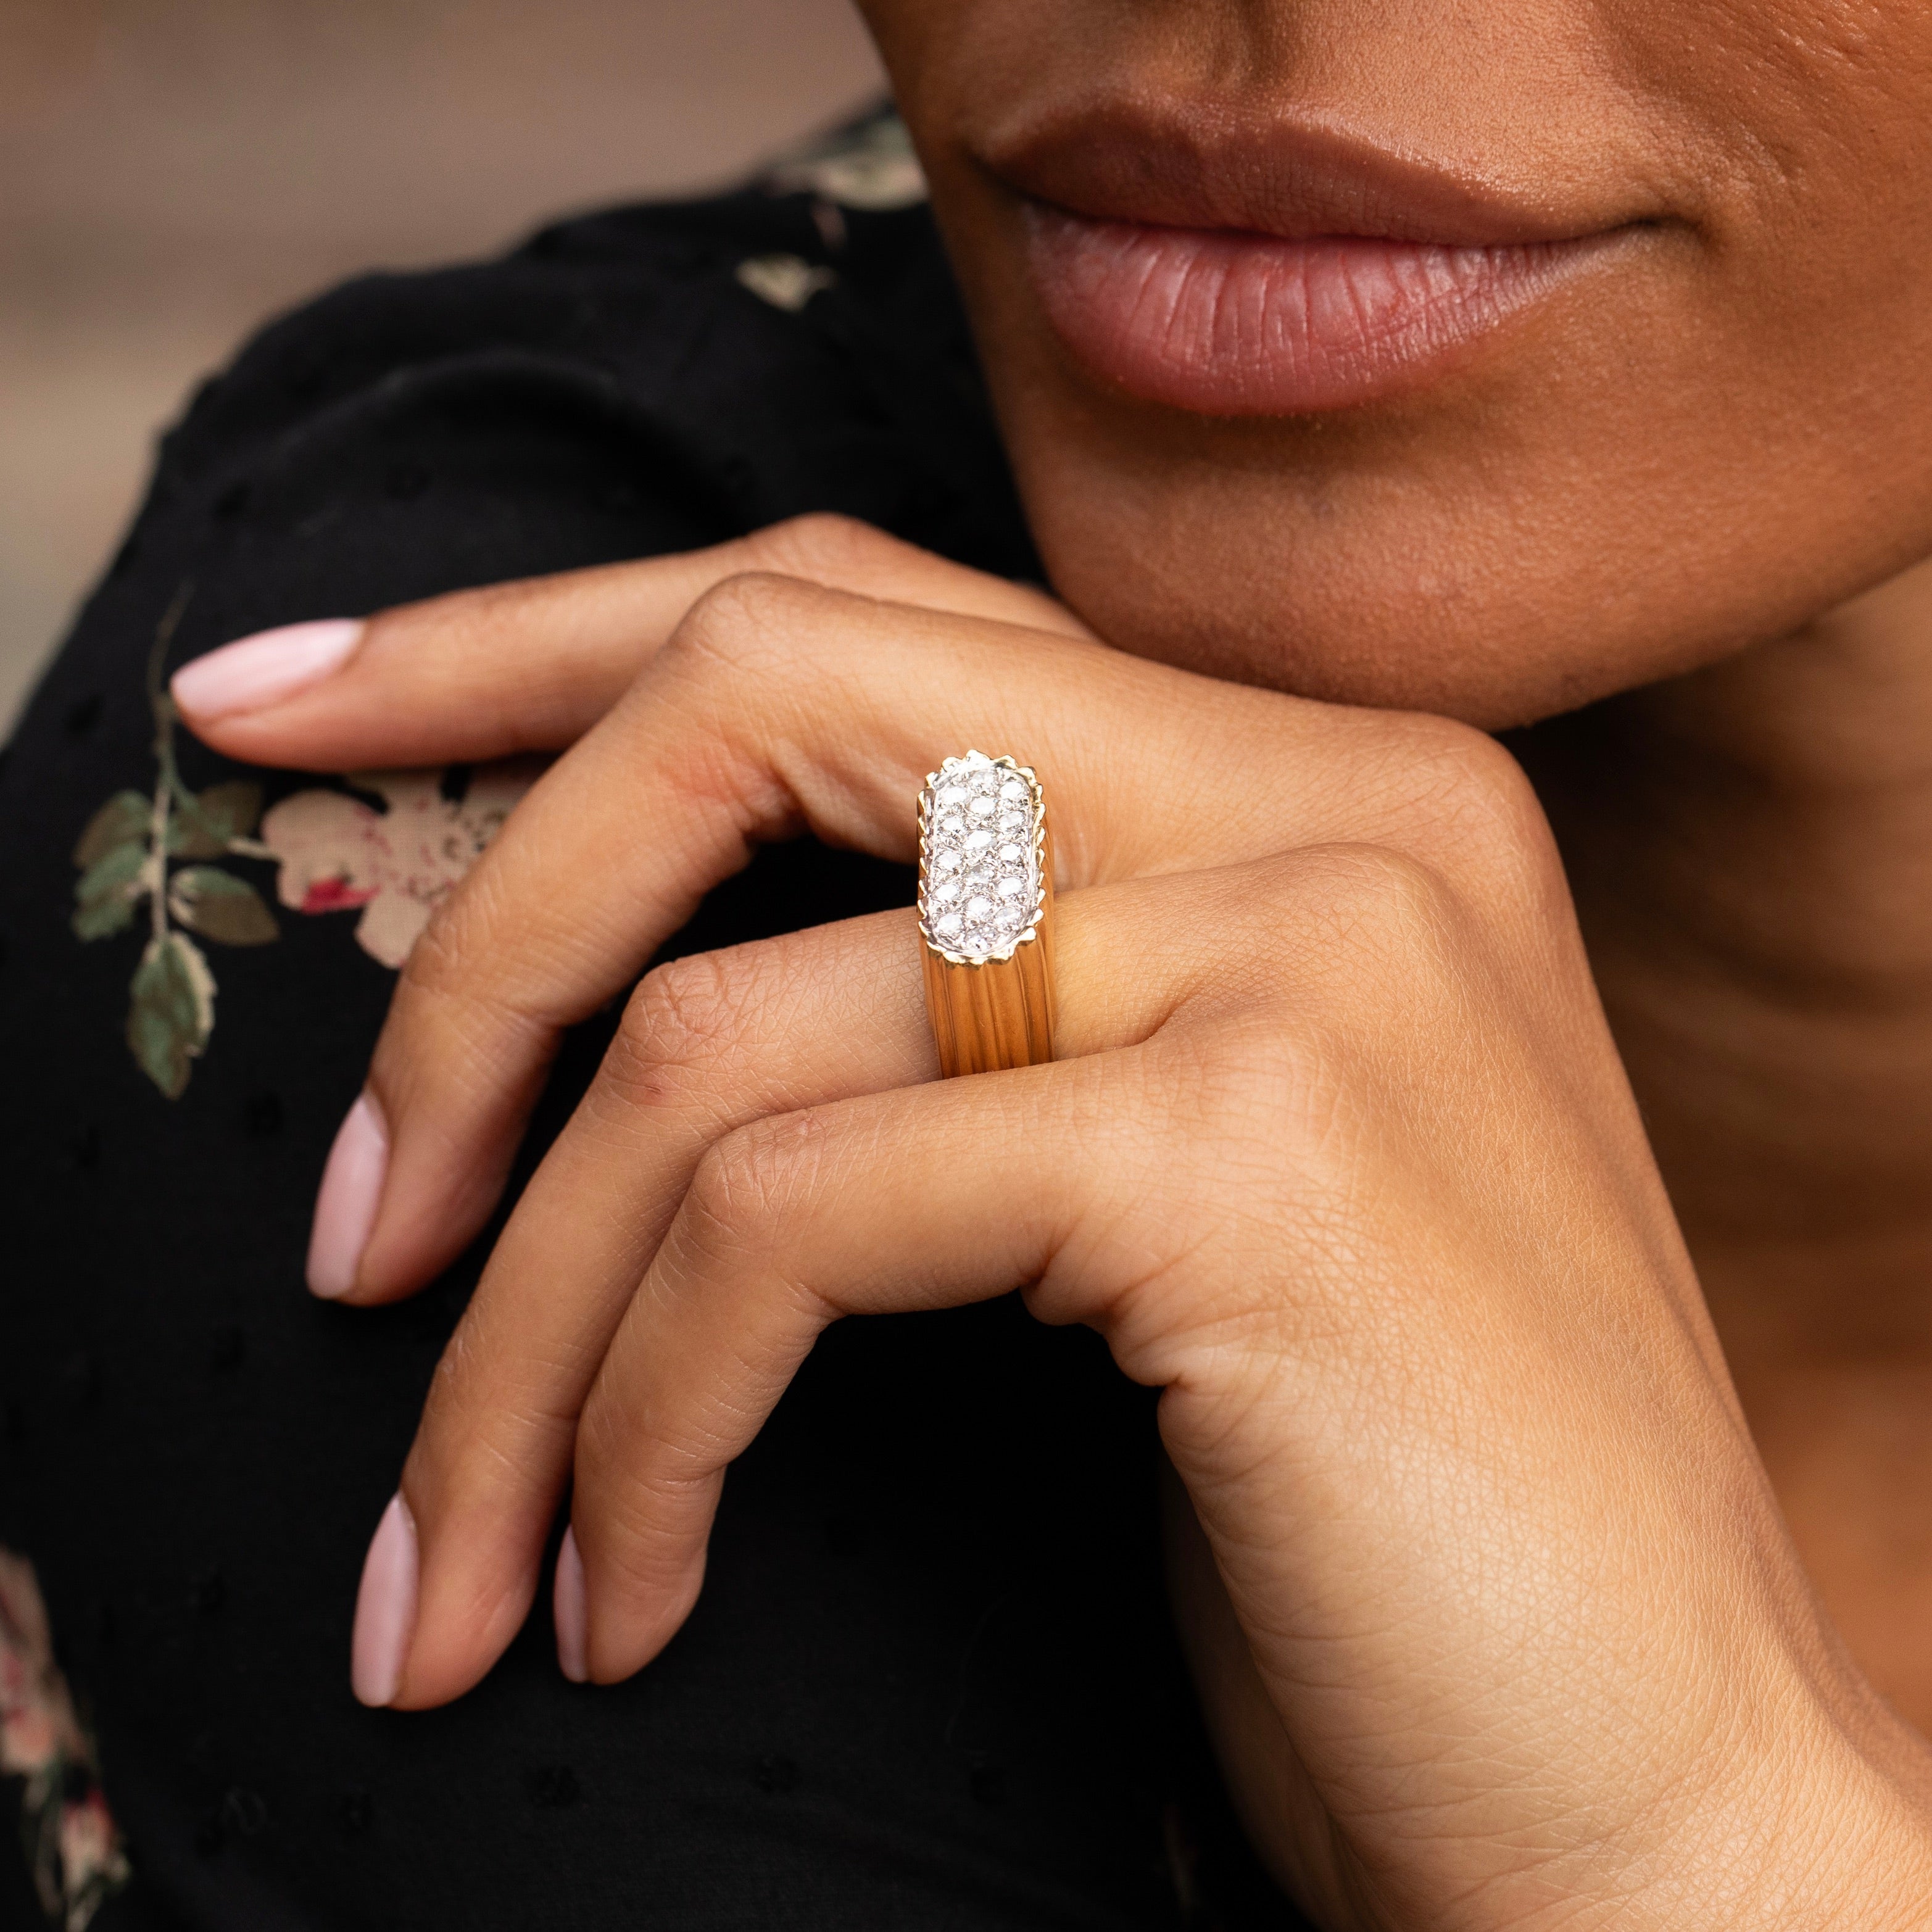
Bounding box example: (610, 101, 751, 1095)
(918, 752, 1042, 962)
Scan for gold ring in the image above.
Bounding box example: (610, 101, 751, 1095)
(917, 751, 1056, 1077)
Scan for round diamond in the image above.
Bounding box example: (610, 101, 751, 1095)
(924, 756, 1045, 958)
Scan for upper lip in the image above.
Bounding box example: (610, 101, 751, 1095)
(977, 96, 1633, 249)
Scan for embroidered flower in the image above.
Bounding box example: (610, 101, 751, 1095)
(260, 761, 544, 969)
(1, 1548, 130, 1931)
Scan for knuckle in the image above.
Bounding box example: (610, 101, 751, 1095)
(573, 1385, 658, 1507)
(678, 1113, 826, 1264)
(1383, 713, 1559, 885)
(1261, 840, 1462, 949)
(570, 1451, 704, 1598)
(1328, 840, 1462, 937)
(1232, 843, 1480, 1039)
(665, 569, 827, 680)
(371, 872, 556, 1119)
(605, 953, 745, 1108)
(749, 511, 897, 578)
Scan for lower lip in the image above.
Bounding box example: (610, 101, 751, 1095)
(1025, 205, 1604, 416)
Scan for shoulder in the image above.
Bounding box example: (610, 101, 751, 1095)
(149, 108, 1034, 590)
(4, 113, 1033, 926)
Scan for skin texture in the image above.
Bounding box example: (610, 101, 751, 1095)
(170, 2, 1932, 1923)
(861, 0, 1932, 725)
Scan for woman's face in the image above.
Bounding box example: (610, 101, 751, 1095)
(857, 0, 1932, 726)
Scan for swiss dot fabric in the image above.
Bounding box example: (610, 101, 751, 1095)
(0, 114, 1296, 1932)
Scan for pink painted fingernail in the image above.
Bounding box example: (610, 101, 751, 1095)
(171, 618, 365, 721)
(350, 1493, 418, 1707)
(307, 1092, 388, 1299)
(554, 1527, 589, 1683)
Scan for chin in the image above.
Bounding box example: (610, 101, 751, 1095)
(1040, 539, 1659, 731)
(979, 327, 1932, 731)
(997, 412, 1718, 731)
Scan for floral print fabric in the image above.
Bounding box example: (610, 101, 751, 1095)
(70, 586, 539, 1096)
(1, 1551, 129, 1930)
(69, 106, 930, 1099)
(22, 103, 1051, 1925)
(260, 761, 543, 971)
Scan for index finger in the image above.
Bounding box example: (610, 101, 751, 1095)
(171, 513, 1091, 771)
(325, 572, 1514, 1302)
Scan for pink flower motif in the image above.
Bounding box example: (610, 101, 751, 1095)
(2, 1699, 57, 1779)
(297, 875, 378, 916)
(0, 1546, 54, 1657)
(1, 1546, 127, 1926)
(0, 1548, 83, 1780)
(60, 1789, 130, 1909)
(260, 760, 544, 968)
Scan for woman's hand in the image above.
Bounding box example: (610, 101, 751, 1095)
(178, 519, 1932, 1928)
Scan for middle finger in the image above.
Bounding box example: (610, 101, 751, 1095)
(386, 905, 932, 1705)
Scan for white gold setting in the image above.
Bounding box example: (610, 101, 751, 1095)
(917, 752, 1047, 964)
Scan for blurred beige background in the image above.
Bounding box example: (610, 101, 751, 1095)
(0, 0, 885, 732)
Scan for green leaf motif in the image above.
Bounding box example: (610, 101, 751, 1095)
(168, 866, 277, 945)
(72, 841, 149, 941)
(73, 791, 151, 868)
(172, 781, 265, 859)
(126, 932, 215, 1099)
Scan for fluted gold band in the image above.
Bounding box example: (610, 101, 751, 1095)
(916, 752, 1057, 1079)
(921, 885, 1056, 1076)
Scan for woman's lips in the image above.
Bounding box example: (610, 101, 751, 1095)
(1024, 204, 1612, 417)
(988, 94, 1646, 416)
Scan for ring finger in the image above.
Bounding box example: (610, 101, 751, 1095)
(373, 859, 1280, 1708)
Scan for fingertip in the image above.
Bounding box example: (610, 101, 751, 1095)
(554, 1528, 589, 1683)
(350, 1493, 419, 1708)
(307, 1092, 389, 1300)
(583, 1553, 707, 1687)
(172, 618, 366, 725)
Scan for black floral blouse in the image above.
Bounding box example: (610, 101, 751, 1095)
(0, 112, 1294, 1932)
